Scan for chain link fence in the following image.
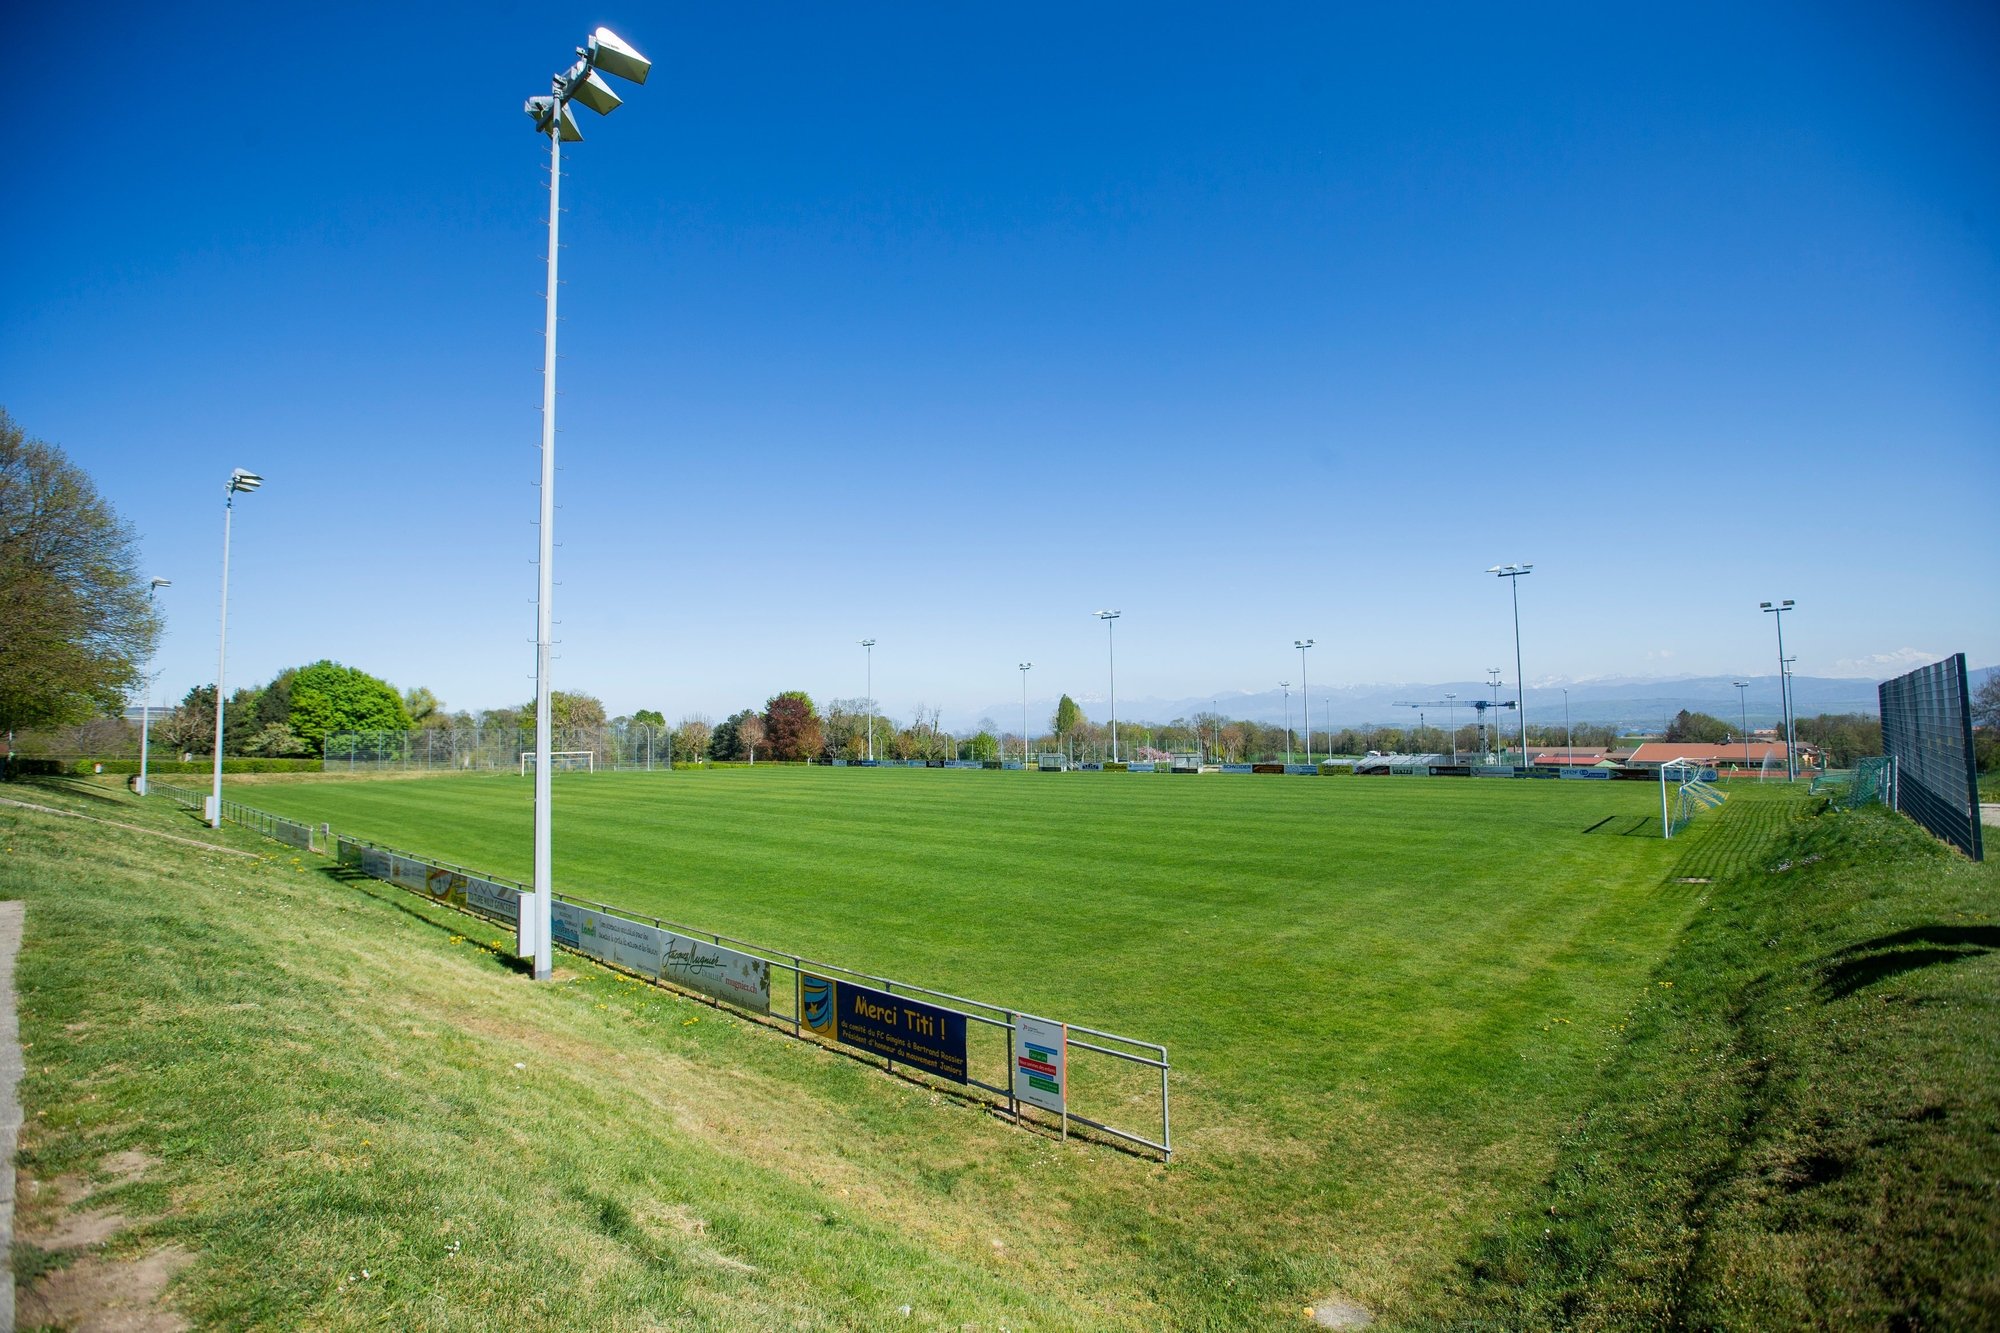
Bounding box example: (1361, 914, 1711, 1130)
(323, 721, 671, 773)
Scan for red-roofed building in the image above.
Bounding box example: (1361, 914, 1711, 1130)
(1531, 751, 1611, 769)
(1625, 741, 1814, 774)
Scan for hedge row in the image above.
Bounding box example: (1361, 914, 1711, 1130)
(2, 757, 324, 777)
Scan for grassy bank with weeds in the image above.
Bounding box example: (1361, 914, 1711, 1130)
(1434, 800, 2000, 1328)
(1, 779, 1158, 1330)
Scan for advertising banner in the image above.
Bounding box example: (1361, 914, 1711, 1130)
(1013, 1014, 1067, 1114)
(800, 975, 968, 1083)
(660, 935, 771, 1013)
(463, 876, 522, 923)
(552, 902, 666, 976)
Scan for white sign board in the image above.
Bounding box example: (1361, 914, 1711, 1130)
(1013, 1014, 1067, 1114)
(661, 935, 772, 1014)
(552, 902, 666, 976)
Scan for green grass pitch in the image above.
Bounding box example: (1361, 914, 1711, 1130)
(229, 766, 1772, 1315)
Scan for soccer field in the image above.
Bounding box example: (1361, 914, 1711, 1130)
(231, 766, 1771, 1318)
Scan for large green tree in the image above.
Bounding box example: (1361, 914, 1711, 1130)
(287, 660, 412, 752)
(1052, 695, 1083, 746)
(1663, 709, 1734, 744)
(0, 410, 161, 731)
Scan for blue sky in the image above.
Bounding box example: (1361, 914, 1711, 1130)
(5, 2, 1995, 727)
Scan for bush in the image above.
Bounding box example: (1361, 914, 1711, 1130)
(3, 757, 324, 778)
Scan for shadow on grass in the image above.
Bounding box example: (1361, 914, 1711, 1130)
(19, 775, 133, 807)
(318, 863, 534, 976)
(1819, 925, 2000, 1000)
(312, 867, 1152, 1160)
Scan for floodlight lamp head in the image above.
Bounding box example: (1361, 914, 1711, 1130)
(587, 27, 651, 85)
(567, 68, 624, 116)
(228, 468, 262, 493)
(150, 577, 172, 590)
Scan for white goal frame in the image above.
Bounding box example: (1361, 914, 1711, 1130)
(521, 750, 596, 776)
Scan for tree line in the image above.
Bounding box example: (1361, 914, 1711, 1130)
(5, 407, 1989, 775)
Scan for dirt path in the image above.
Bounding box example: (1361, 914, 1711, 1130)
(0, 797, 260, 859)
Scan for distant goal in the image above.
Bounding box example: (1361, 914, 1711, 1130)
(1661, 758, 1725, 838)
(521, 750, 596, 776)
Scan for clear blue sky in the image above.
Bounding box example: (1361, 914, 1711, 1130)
(6, 2, 1995, 727)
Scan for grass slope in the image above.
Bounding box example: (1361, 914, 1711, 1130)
(3, 779, 1149, 1329)
(223, 767, 1753, 1321)
(1436, 799, 2000, 1327)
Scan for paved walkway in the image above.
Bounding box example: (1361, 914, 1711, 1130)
(1981, 803, 1999, 829)
(0, 900, 24, 1333)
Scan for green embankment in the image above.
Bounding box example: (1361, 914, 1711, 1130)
(1433, 800, 2000, 1327)
(6, 772, 1990, 1328)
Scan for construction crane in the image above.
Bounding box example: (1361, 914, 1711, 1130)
(1391, 696, 1517, 764)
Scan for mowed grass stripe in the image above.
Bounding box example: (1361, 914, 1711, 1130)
(218, 767, 1789, 1321)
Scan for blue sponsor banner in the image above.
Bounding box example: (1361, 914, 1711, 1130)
(1284, 764, 1319, 775)
(1127, 761, 1155, 772)
(1221, 764, 1254, 774)
(1558, 768, 1612, 780)
(800, 975, 968, 1083)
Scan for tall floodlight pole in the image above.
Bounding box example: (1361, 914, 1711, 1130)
(1095, 611, 1121, 762)
(1760, 600, 1796, 780)
(1562, 687, 1571, 766)
(209, 470, 262, 827)
(1733, 679, 1750, 775)
(523, 26, 651, 982)
(1445, 692, 1458, 764)
(1018, 662, 1033, 764)
(860, 639, 876, 761)
(1280, 681, 1292, 765)
(1294, 639, 1315, 763)
(136, 578, 171, 796)
(1488, 565, 1533, 765)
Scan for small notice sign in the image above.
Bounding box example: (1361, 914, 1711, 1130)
(1013, 1015, 1067, 1114)
(801, 976, 968, 1083)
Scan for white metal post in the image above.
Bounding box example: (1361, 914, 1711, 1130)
(139, 579, 166, 797)
(1097, 611, 1120, 762)
(209, 494, 235, 828)
(1510, 574, 1526, 764)
(530, 117, 561, 982)
(1296, 640, 1313, 764)
(1281, 682, 1291, 765)
(1107, 617, 1117, 762)
(863, 640, 875, 761)
(1019, 662, 1031, 765)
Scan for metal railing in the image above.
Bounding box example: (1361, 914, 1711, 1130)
(165, 789, 1174, 1160)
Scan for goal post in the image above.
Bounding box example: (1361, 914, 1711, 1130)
(1661, 758, 1726, 838)
(521, 750, 596, 776)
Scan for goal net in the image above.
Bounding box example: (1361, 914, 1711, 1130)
(521, 750, 596, 775)
(1661, 758, 1726, 838)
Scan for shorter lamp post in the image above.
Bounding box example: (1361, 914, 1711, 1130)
(210, 469, 261, 828)
(1280, 681, 1292, 765)
(1760, 600, 1797, 780)
(136, 577, 170, 796)
(1095, 610, 1121, 762)
(1294, 639, 1315, 763)
(1733, 680, 1750, 775)
(1487, 563, 1533, 765)
(860, 639, 876, 761)
(1018, 662, 1032, 765)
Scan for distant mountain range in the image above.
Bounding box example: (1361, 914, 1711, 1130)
(961, 665, 1996, 735)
